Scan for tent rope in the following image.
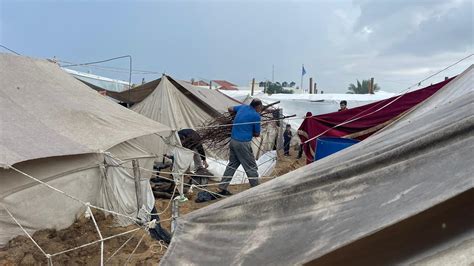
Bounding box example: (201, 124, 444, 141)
(303, 53, 474, 144)
(158, 135, 280, 176)
(2, 206, 50, 258)
(105, 229, 140, 263)
(86, 204, 104, 265)
(49, 227, 143, 258)
(9, 166, 142, 223)
(4, 164, 174, 264)
(125, 231, 147, 264)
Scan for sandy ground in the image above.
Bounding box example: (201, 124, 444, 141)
(0, 148, 306, 265)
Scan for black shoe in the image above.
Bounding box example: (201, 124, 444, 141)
(219, 189, 233, 196)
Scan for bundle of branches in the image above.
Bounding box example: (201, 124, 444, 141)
(197, 101, 284, 151)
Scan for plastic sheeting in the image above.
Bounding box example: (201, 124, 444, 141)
(161, 66, 474, 265)
(170, 147, 195, 195)
(206, 151, 277, 184)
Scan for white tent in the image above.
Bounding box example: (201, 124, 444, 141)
(0, 54, 172, 246)
(128, 75, 278, 182)
(131, 76, 218, 158)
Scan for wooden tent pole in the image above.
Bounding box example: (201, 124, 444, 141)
(132, 160, 143, 216)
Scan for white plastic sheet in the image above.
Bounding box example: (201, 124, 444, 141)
(206, 151, 277, 184)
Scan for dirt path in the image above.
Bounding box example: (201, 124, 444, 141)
(0, 150, 306, 264)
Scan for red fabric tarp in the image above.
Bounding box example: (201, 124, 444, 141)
(298, 77, 454, 163)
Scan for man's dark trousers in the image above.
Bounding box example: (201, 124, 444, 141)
(219, 139, 259, 191)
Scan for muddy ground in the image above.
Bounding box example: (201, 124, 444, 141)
(0, 149, 306, 265)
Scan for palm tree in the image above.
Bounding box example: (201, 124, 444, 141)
(347, 79, 380, 94)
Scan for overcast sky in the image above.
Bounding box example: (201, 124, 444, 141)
(1, 0, 472, 92)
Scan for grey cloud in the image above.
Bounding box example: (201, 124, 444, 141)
(385, 0, 473, 55)
(353, 0, 444, 32)
(352, 0, 472, 56)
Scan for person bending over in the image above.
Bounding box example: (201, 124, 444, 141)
(178, 128, 209, 170)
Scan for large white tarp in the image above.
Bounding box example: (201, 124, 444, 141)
(206, 150, 277, 184)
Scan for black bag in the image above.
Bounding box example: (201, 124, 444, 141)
(195, 191, 221, 203)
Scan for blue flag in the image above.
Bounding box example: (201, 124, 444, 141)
(302, 65, 306, 76)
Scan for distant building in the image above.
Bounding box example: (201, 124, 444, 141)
(63, 68, 130, 92)
(211, 80, 238, 90)
(190, 80, 210, 86)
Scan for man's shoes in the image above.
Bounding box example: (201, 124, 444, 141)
(218, 189, 233, 196)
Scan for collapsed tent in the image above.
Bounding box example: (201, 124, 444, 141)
(298, 77, 454, 162)
(0, 54, 173, 246)
(161, 65, 473, 265)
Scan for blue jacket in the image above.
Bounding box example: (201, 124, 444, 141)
(231, 105, 261, 142)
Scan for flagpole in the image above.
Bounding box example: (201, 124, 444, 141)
(300, 74, 303, 93)
(301, 64, 304, 93)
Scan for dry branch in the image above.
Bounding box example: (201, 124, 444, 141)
(197, 108, 280, 151)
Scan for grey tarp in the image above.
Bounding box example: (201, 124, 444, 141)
(161, 65, 473, 265)
(0, 53, 171, 167)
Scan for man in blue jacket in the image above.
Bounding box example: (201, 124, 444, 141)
(218, 99, 263, 195)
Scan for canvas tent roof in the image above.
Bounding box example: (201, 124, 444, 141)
(161, 65, 473, 265)
(0, 53, 171, 167)
(102, 76, 241, 110)
(131, 75, 213, 131)
(129, 75, 240, 137)
(0, 54, 168, 247)
(129, 75, 241, 159)
(111, 78, 162, 104)
(172, 78, 241, 114)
